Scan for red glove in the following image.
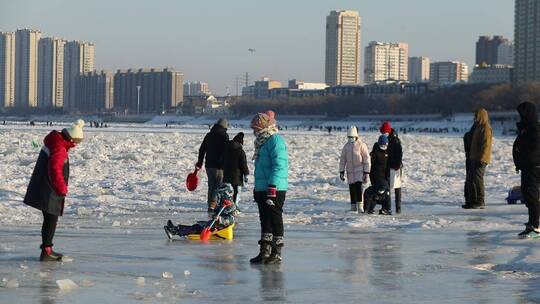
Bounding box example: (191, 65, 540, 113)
(266, 185, 277, 206)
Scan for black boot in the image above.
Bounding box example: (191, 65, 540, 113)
(395, 188, 402, 214)
(265, 237, 283, 264)
(40, 246, 63, 262)
(250, 240, 272, 264)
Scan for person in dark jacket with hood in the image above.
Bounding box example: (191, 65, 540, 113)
(368, 134, 391, 215)
(513, 102, 540, 238)
(463, 108, 493, 209)
(380, 122, 403, 214)
(24, 119, 85, 261)
(223, 132, 249, 203)
(196, 118, 229, 212)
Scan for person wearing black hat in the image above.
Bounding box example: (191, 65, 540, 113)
(223, 132, 249, 204)
(513, 102, 540, 238)
(196, 118, 229, 212)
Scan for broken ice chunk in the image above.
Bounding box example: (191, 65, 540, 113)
(56, 279, 79, 290)
(184, 270, 191, 276)
(6, 279, 19, 288)
(162, 272, 173, 279)
(136, 277, 145, 286)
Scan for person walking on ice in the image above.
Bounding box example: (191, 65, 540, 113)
(339, 126, 370, 213)
(380, 121, 403, 214)
(513, 102, 540, 238)
(249, 111, 289, 264)
(23, 119, 85, 261)
(196, 118, 229, 213)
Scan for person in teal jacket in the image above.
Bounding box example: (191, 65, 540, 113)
(249, 110, 289, 265)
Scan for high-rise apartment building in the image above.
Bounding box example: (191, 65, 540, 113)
(514, 0, 540, 85)
(15, 29, 41, 108)
(76, 70, 114, 112)
(184, 81, 210, 96)
(325, 10, 361, 86)
(38, 37, 65, 108)
(0, 32, 15, 108)
(113, 68, 183, 113)
(430, 61, 469, 86)
(408, 56, 430, 83)
(364, 41, 409, 84)
(476, 35, 513, 66)
(63, 41, 95, 111)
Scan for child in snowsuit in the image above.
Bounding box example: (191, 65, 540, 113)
(164, 183, 236, 238)
(23, 119, 85, 261)
(339, 126, 370, 212)
(367, 135, 392, 215)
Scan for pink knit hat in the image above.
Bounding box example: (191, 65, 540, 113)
(250, 110, 276, 131)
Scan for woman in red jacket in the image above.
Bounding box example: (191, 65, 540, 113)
(24, 119, 84, 261)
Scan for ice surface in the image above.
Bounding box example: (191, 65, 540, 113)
(1, 124, 539, 303)
(5, 279, 19, 289)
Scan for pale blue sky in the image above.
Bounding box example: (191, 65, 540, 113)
(1, 0, 513, 94)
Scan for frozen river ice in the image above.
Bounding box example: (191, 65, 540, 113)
(1, 124, 540, 303)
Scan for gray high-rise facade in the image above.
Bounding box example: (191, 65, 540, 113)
(514, 0, 540, 85)
(15, 29, 41, 108)
(476, 35, 513, 66)
(76, 70, 114, 112)
(0, 32, 15, 108)
(408, 56, 430, 83)
(113, 68, 183, 114)
(325, 10, 361, 86)
(38, 37, 65, 108)
(63, 41, 95, 111)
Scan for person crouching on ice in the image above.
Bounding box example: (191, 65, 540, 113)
(164, 183, 236, 238)
(23, 119, 85, 261)
(368, 134, 392, 215)
(339, 126, 370, 213)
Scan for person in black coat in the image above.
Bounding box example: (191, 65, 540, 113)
(513, 102, 540, 238)
(380, 121, 403, 213)
(463, 124, 475, 208)
(223, 132, 249, 203)
(367, 135, 391, 214)
(196, 118, 229, 211)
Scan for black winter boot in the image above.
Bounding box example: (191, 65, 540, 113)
(250, 234, 273, 264)
(265, 236, 283, 264)
(40, 246, 63, 262)
(395, 188, 402, 214)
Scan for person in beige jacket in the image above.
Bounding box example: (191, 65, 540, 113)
(339, 126, 371, 213)
(463, 108, 493, 209)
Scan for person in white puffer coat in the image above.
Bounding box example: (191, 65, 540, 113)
(339, 126, 371, 213)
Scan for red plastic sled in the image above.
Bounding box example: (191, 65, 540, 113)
(186, 168, 200, 191)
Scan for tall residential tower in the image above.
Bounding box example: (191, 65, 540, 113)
(408, 56, 430, 83)
(63, 41, 95, 111)
(0, 32, 15, 108)
(514, 0, 540, 85)
(38, 37, 65, 108)
(325, 10, 361, 86)
(364, 41, 409, 84)
(15, 29, 41, 108)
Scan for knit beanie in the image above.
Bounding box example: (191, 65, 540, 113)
(62, 119, 85, 143)
(233, 132, 244, 145)
(347, 126, 359, 138)
(217, 118, 228, 129)
(380, 121, 392, 134)
(250, 112, 276, 131)
(378, 134, 389, 149)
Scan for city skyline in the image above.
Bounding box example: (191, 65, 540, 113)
(1, 0, 514, 94)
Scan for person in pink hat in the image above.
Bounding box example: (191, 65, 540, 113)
(380, 121, 403, 214)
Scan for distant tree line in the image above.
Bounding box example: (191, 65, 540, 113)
(229, 83, 540, 116)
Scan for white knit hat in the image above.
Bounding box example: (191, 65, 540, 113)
(64, 119, 85, 142)
(347, 126, 358, 138)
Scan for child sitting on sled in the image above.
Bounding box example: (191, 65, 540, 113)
(164, 183, 236, 238)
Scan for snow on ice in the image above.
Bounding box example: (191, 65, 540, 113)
(1, 120, 540, 303)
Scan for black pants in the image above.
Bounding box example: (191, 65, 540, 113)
(522, 169, 540, 229)
(41, 211, 58, 248)
(233, 185, 239, 203)
(254, 191, 286, 237)
(465, 160, 486, 206)
(348, 182, 363, 204)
